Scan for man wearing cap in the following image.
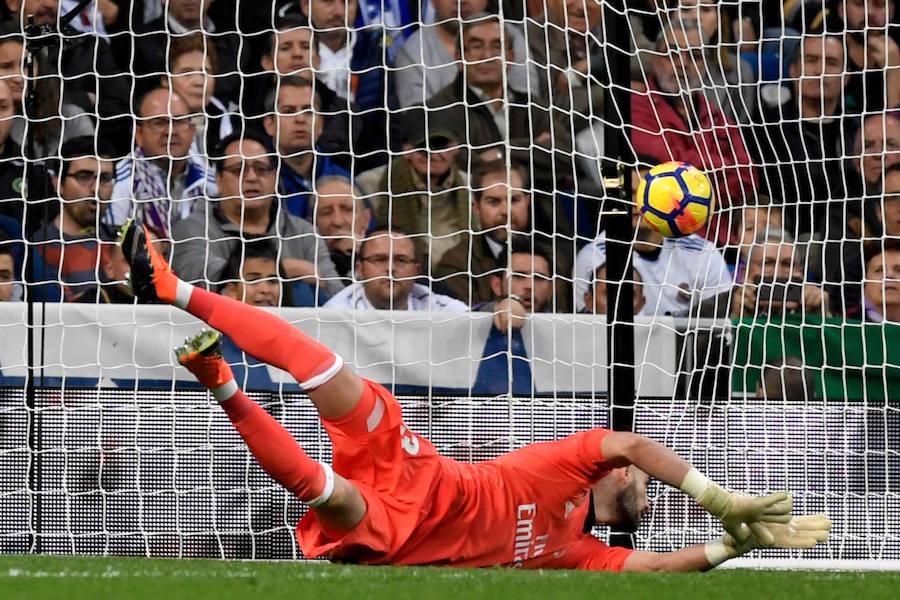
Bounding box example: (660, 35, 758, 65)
(356, 108, 473, 268)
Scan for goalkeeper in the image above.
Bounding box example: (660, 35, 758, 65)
(120, 221, 830, 571)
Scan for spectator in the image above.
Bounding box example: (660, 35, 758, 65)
(574, 165, 733, 316)
(877, 167, 900, 238)
(848, 166, 900, 321)
(262, 76, 351, 219)
(526, 0, 607, 146)
(219, 239, 283, 308)
(631, 26, 755, 245)
(753, 33, 847, 237)
(831, 0, 899, 112)
(846, 112, 900, 200)
(393, 0, 533, 107)
(0, 23, 23, 106)
(359, 107, 470, 268)
(131, 0, 242, 104)
(261, 15, 319, 81)
(59, 0, 117, 36)
(281, 0, 390, 167)
(105, 88, 216, 239)
(583, 262, 647, 317)
(757, 356, 815, 400)
(480, 235, 554, 334)
(0, 234, 17, 301)
(257, 16, 357, 161)
(323, 229, 468, 311)
(527, 0, 611, 191)
(735, 198, 784, 284)
(433, 158, 530, 306)
(347, 0, 423, 60)
(825, 154, 900, 317)
(4, 0, 130, 154)
(0, 22, 94, 158)
(277, 0, 418, 61)
(731, 229, 828, 319)
(279, 0, 386, 108)
(427, 13, 557, 186)
(171, 131, 342, 298)
(0, 79, 25, 231)
(94, 243, 136, 304)
(862, 238, 900, 322)
(162, 33, 236, 156)
(669, 0, 756, 125)
(29, 136, 116, 302)
(312, 174, 370, 280)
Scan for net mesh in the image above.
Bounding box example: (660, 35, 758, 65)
(0, 0, 897, 567)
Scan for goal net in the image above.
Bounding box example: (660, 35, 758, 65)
(0, 0, 898, 569)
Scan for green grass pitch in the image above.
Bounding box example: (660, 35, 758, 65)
(0, 555, 896, 600)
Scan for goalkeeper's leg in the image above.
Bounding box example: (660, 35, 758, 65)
(174, 329, 366, 533)
(119, 220, 363, 420)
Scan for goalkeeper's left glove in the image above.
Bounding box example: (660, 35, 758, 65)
(680, 468, 793, 546)
(704, 514, 832, 567)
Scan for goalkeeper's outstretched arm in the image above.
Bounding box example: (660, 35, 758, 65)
(623, 543, 718, 573)
(622, 515, 832, 572)
(600, 431, 793, 545)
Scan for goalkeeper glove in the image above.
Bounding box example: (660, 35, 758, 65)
(680, 468, 793, 546)
(704, 514, 832, 567)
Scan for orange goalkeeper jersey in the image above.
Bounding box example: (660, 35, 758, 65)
(295, 382, 633, 571)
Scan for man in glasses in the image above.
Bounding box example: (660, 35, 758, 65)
(105, 88, 217, 240)
(358, 107, 469, 270)
(323, 228, 467, 312)
(29, 136, 117, 302)
(170, 131, 343, 303)
(426, 13, 558, 191)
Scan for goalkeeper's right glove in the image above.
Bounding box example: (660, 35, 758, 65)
(680, 468, 793, 546)
(704, 514, 832, 567)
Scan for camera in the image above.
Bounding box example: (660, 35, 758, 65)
(752, 276, 804, 304)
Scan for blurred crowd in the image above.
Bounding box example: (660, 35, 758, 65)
(0, 0, 898, 333)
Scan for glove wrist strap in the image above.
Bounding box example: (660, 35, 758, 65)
(704, 536, 744, 567)
(680, 468, 712, 500)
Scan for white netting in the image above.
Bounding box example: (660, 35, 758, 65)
(0, 0, 897, 568)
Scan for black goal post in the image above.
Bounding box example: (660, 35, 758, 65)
(602, 0, 636, 549)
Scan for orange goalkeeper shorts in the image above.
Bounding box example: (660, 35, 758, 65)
(294, 379, 449, 564)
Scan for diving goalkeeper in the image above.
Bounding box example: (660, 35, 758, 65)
(120, 220, 829, 572)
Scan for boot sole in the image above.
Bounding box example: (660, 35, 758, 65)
(175, 329, 222, 363)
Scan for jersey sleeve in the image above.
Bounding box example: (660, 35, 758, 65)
(545, 536, 634, 572)
(574, 237, 606, 311)
(492, 428, 616, 486)
(697, 241, 734, 300)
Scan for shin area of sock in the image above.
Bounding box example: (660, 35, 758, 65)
(219, 387, 328, 503)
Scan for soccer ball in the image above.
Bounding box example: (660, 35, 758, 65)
(635, 161, 714, 238)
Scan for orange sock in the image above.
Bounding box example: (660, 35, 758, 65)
(218, 384, 333, 505)
(184, 286, 342, 390)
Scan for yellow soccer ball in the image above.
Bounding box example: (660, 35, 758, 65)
(635, 161, 714, 238)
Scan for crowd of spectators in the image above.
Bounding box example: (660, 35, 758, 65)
(0, 0, 897, 333)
